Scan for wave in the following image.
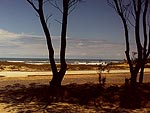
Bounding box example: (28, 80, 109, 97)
(0, 58, 123, 65)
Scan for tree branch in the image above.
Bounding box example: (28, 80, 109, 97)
(143, 0, 148, 58)
(48, 1, 63, 14)
(68, 0, 78, 9)
(68, 5, 77, 14)
(46, 14, 53, 24)
(55, 19, 62, 24)
(111, 0, 133, 72)
(133, 0, 137, 13)
(27, 0, 39, 13)
(107, 0, 117, 10)
(146, 26, 150, 57)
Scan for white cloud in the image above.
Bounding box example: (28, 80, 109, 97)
(0, 29, 41, 41)
(0, 28, 133, 59)
(66, 38, 126, 59)
(0, 29, 47, 57)
(0, 29, 20, 39)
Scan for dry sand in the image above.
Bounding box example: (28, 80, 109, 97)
(0, 72, 150, 113)
(0, 68, 150, 77)
(0, 71, 150, 88)
(0, 68, 150, 87)
(0, 62, 150, 112)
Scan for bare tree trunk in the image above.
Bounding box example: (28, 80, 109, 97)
(131, 0, 142, 85)
(59, 0, 68, 83)
(110, 0, 150, 86)
(50, 0, 68, 89)
(27, 0, 80, 98)
(139, 64, 144, 84)
(139, 0, 149, 84)
(38, 2, 58, 76)
(37, 0, 61, 94)
(130, 69, 137, 86)
(27, 0, 68, 94)
(113, 0, 136, 86)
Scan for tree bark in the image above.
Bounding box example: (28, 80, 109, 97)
(139, 63, 144, 84)
(50, 0, 68, 89)
(113, 0, 136, 85)
(59, 0, 68, 82)
(27, 0, 67, 93)
(139, 0, 149, 84)
(133, 0, 142, 83)
(38, 0, 58, 76)
(111, 0, 149, 86)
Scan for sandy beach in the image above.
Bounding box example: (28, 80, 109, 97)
(0, 71, 150, 88)
(0, 61, 150, 113)
(1, 68, 150, 77)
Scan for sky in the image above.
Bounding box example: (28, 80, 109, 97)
(0, 0, 133, 59)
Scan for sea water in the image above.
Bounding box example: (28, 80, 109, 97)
(0, 58, 123, 65)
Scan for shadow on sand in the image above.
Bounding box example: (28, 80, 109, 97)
(0, 82, 150, 113)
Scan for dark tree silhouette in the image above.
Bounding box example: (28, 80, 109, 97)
(27, 0, 80, 94)
(108, 0, 150, 86)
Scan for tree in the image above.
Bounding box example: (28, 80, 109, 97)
(27, 0, 80, 94)
(108, 0, 150, 85)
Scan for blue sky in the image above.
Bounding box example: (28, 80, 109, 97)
(0, 0, 134, 59)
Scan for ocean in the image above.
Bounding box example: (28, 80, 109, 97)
(0, 58, 123, 65)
